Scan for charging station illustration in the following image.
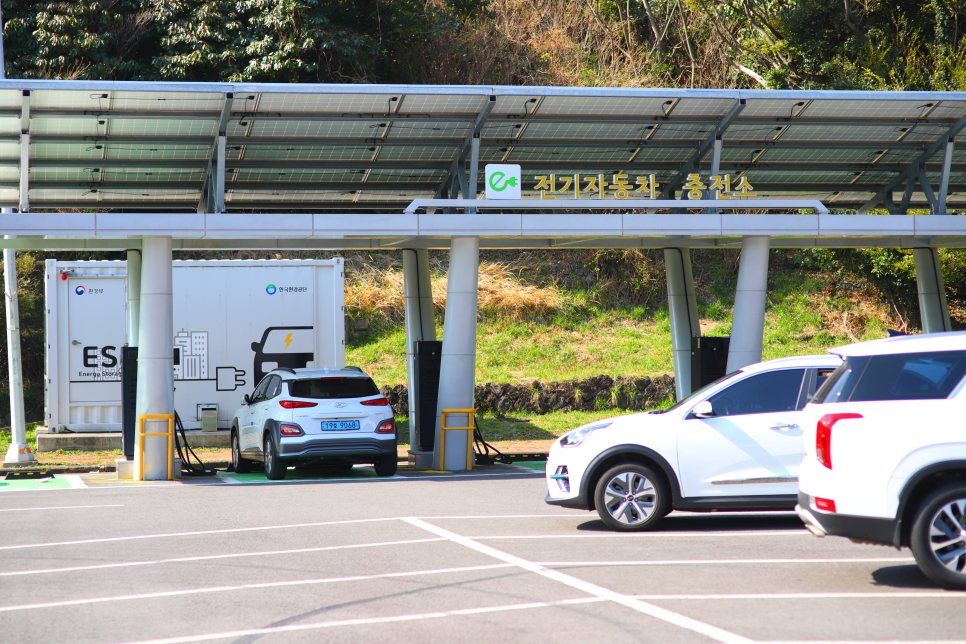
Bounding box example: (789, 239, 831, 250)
(250, 326, 315, 383)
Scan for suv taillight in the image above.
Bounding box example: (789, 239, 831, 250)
(361, 397, 389, 407)
(279, 401, 318, 409)
(816, 413, 862, 469)
(279, 423, 303, 436)
(376, 420, 395, 433)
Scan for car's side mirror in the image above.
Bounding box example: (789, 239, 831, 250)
(243, 394, 251, 405)
(692, 400, 715, 418)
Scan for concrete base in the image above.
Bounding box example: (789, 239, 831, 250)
(38, 430, 231, 452)
(116, 458, 181, 480)
(408, 450, 433, 469)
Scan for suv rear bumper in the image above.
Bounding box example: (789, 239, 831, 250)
(796, 492, 898, 546)
(280, 436, 397, 459)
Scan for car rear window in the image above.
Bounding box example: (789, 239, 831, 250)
(813, 351, 966, 403)
(288, 377, 380, 399)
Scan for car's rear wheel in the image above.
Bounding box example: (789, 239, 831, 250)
(910, 482, 966, 589)
(374, 454, 397, 477)
(263, 435, 287, 480)
(231, 429, 252, 473)
(594, 463, 669, 531)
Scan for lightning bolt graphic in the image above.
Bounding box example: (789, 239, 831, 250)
(283, 333, 293, 349)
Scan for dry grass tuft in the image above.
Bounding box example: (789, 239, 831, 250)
(345, 261, 564, 325)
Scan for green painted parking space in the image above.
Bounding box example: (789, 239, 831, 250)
(512, 461, 546, 473)
(218, 466, 383, 483)
(0, 476, 74, 491)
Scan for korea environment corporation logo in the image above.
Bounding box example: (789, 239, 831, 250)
(265, 284, 277, 295)
(75, 285, 86, 295)
(484, 164, 522, 200)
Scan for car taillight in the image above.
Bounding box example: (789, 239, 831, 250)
(376, 420, 395, 433)
(361, 397, 389, 407)
(815, 413, 862, 469)
(279, 423, 303, 436)
(279, 401, 318, 409)
(814, 497, 837, 512)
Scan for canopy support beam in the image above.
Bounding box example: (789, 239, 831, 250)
(660, 99, 746, 198)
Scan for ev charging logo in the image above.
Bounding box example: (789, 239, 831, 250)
(484, 164, 522, 200)
(75, 285, 86, 295)
(265, 284, 277, 295)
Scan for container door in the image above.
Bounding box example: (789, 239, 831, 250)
(66, 278, 126, 427)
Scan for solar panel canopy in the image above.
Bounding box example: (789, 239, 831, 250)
(3, 81, 966, 214)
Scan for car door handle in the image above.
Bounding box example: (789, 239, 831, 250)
(769, 422, 799, 431)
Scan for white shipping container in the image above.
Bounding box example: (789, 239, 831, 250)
(45, 259, 345, 431)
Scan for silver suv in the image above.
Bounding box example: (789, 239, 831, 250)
(230, 367, 397, 480)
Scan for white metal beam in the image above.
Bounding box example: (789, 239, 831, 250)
(938, 136, 955, 214)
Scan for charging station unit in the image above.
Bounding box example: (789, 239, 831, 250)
(45, 259, 345, 433)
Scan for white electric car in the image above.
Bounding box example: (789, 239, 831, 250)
(545, 355, 842, 530)
(796, 332, 966, 589)
(231, 367, 397, 480)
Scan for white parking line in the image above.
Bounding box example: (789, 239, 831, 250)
(417, 514, 588, 519)
(0, 504, 122, 512)
(466, 531, 809, 539)
(64, 475, 88, 489)
(632, 592, 962, 600)
(0, 563, 514, 613)
(402, 517, 753, 644)
(0, 538, 447, 577)
(112, 597, 604, 644)
(538, 557, 915, 566)
(0, 517, 400, 551)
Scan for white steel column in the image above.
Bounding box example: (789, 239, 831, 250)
(726, 236, 771, 372)
(135, 237, 174, 480)
(913, 248, 952, 333)
(403, 248, 436, 448)
(2, 244, 33, 464)
(665, 248, 699, 400)
(938, 137, 955, 215)
(434, 236, 479, 471)
(126, 250, 141, 347)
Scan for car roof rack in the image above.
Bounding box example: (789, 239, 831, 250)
(343, 366, 363, 372)
(272, 367, 297, 374)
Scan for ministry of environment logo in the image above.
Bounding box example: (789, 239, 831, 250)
(75, 285, 86, 295)
(265, 284, 277, 295)
(488, 172, 518, 192)
(484, 164, 522, 200)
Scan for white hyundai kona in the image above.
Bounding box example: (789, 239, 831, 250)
(545, 355, 841, 530)
(231, 367, 397, 480)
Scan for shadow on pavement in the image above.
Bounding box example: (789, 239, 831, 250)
(871, 564, 937, 589)
(575, 511, 804, 533)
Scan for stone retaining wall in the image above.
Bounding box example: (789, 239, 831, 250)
(380, 374, 675, 417)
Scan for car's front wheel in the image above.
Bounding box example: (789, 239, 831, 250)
(594, 463, 669, 531)
(263, 435, 287, 480)
(231, 428, 252, 473)
(910, 481, 966, 589)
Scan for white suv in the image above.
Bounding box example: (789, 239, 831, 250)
(545, 355, 841, 530)
(797, 332, 966, 589)
(231, 367, 397, 480)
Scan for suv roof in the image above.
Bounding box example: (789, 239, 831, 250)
(272, 367, 372, 379)
(831, 331, 966, 358)
(741, 354, 842, 373)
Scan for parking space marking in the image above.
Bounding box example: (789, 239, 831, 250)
(467, 531, 810, 539)
(0, 564, 515, 613)
(114, 597, 605, 644)
(417, 514, 587, 519)
(0, 504, 122, 512)
(537, 557, 915, 566)
(403, 517, 753, 644)
(0, 517, 401, 551)
(631, 592, 962, 600)
(0, 537, 447, 577)
(64, 475, 88, 489)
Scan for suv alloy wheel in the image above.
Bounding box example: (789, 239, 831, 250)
(910, 481, 966, 589)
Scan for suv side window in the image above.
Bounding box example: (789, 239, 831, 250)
(706, 369, 806, 417)
(250, 376, 271, 403)
(265, 375, 282, 400)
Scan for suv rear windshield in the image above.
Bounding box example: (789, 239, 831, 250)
(813, 350, 966, 403)
(288, 377, 380, 399)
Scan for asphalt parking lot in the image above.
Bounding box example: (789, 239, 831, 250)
(0, 464, 961, 644)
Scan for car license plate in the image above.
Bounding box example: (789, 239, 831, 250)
(320, 420, 360, 431)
